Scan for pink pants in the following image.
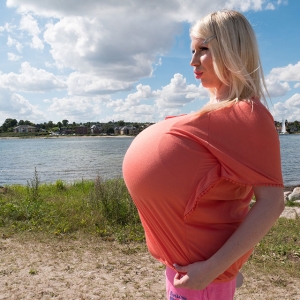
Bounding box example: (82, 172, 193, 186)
(166, 266, 236, 300)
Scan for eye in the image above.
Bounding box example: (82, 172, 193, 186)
(199, 47, 209, 52)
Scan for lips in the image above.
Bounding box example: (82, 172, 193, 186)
(194, 71, 203, 79)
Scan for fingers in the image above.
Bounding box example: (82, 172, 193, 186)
(173, 264, 189, 288)
(174, 274, 188, 287)
(173, 263, 188, 273)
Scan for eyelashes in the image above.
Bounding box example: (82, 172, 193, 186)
(191, 47, 209, 54)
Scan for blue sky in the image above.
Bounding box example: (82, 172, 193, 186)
(0, 0, 299, 124)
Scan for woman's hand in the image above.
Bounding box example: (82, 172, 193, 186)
(173, 261, 216, 290)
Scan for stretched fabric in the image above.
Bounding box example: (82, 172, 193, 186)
(122, 101, 283, 282)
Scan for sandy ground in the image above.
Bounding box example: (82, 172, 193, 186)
(0, 232, 299, 300)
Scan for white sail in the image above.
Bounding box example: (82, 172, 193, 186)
(281, 120, 287, 134)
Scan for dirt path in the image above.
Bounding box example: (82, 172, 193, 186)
(0, 232, 299, 299)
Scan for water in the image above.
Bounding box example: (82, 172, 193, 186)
(0, 135, 299, 186)
(0, 136, 134, 185)
(279, 134, 300, 187)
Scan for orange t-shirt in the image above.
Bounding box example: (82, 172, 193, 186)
(122, 101, 283, 282)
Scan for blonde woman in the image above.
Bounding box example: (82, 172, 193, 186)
(123, 10, 284, 300)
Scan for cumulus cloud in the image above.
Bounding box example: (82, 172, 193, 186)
(294, 83, 300, 89)
(106, 75, 209, 121)
(271, 94, 300, 121)
(47, 95, 110, 122)
(67, 72, 133, 96)
(107, 84, 153, 114)
(7, 52, 22, 61)
(30, 35, 44, 50)
(7, 35, 23, 52)
(265, 78, 290, 97)
(0, 87, 46, 122)
(154, 73, 209, 108)
(20, 14, 40, 36)
(265, 61, 300, 98)
(268, 61, 300, 82)
(0, 62, 67, 92)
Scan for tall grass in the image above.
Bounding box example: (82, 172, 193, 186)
(0, 172, 143, 243)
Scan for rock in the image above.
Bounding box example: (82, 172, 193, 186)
(288, 187, 300, 201)
(280, 207, 300, 219)
(284, 191, 291, 203)
(284, 191, 292, 196)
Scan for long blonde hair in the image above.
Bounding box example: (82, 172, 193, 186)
(190, 10, 268, 114)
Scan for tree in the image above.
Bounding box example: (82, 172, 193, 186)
(1, 118, 18, 132)
(47, 121, 54, 129)
(57, 122, 62, 129)
(62, 119, 69, 127)
(117, 120, 125, 127)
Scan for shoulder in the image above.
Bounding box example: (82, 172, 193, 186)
(208, 100, 274, 126)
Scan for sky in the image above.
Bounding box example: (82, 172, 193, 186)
(0, 0, 299, 125)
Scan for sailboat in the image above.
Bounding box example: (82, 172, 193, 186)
(280, 119, 288, 134)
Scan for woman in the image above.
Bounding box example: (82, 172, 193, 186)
(123, 10, 284, 300)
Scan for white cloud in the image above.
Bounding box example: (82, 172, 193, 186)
(271, 94, 300, 121)
(107, 84, 153, 113)
(265, 78, 290, 97)
(294, 83, 300, 89)
(103, 103, 157, 123)
(265, 61, 300, 97)
(30, 35, 44, 50)
(20, 14, 40, 36)
(268, 61, 300, 82)
(106, 75, 209, 121)
(0, 88, 46, 122)
(7, 52, 22, 61)
(265, 3, 275, 10)
(154, 73, 209, 108)
(67, 72, 133, 96)
(7, 35, 23, 53)
(0, 23, 15, 34)
(19, 14, 44, 50)
(0, 62, 67, 92)
(43, 15, 173, 84)
(47, 95, 110, 122)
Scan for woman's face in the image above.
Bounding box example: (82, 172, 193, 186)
(190, 38, 228, 98)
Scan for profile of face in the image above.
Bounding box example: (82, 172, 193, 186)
(190, 37, 228, 99)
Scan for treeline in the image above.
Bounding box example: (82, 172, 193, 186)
(0, 118, 153, 135)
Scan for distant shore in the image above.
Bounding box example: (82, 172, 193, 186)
(0, 134, 135, 140)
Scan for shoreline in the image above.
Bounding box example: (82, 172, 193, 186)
(0, 135, 135, 140)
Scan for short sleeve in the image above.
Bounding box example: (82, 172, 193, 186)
(207, 101, 283, 187)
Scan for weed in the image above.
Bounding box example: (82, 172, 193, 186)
(26, 168, 40, 201)
(29, 268, 38, 275)
(55, 179, 66, 191)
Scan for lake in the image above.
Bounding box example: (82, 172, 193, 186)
(0, 135, 299, 187)
(0, 136, 134, 186)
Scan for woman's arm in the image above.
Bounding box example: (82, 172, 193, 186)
(173, 185, 285, 290)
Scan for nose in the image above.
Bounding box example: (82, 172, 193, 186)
(190, 53, 200, 67)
